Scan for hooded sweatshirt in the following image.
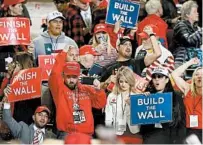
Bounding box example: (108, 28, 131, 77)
(33, 31, 78, 60)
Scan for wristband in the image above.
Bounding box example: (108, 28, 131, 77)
(149, 33, 155, 37)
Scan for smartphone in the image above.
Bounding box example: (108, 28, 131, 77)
(88, 63, 103, 76)
(80, 77, 95, 85)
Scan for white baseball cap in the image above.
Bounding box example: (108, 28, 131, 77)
(152, 67, 169, 77)
(46, 11, 65, 22)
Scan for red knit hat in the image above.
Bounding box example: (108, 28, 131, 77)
(3, 0, 25, 6)
(94, 23, 108, 33)
(64, 133, 91, 144)
(63, 62, 80, 76)
(79, 45, 100, 56)
(138, 24, 159, 39)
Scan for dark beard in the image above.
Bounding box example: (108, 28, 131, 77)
(65, 82, 76, 90)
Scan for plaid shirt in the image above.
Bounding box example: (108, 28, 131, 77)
(64, 4, 87, 47)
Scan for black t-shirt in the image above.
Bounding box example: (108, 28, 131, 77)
(100, 58, 146, 82)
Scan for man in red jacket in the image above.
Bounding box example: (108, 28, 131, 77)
(137, 0, 168, 48)
(49, 46, 107, 139)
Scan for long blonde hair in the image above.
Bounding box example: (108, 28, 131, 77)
(191, 67, 203, 97)
(112, 66, 135, 95)
(92, 33, 113, 55)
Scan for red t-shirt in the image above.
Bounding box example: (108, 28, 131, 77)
(184, 90, 202, 129)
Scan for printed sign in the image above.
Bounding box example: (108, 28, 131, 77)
(8, 68, 42, 102)
(134, 73, 148, 92)
(0, 17, 30, 46)
(38, 54, 56, 81)
(106, 0, 140, 28)
(130, 93, 172, 125)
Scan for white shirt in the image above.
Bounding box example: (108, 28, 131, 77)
(80, 6, 92, 29)
(105, 92, 140, 135)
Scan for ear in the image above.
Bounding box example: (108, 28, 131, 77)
(8, 5, 13, 11)
(165, 78, 169, 84)
(32, 115, 35, 122)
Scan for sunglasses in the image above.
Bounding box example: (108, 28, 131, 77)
(152, 74, 165, 79)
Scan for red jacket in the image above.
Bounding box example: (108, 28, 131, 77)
(49, 52, 107, 135)
(137, 14, 168, 48)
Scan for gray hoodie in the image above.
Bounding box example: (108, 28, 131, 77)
(33, 31, 78, 60)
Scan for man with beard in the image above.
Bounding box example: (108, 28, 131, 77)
(100, 33, 161, 89)
(2, 100, 52, 144)
(49, 47, 107, 139)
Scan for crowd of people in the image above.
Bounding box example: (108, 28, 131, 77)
(0, 0, 202, 144)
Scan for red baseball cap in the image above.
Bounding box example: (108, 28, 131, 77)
(138, 24, 159, 39)
(94, 23, 108, 33)
(80, 0, 91, 4)
(64, 133, 91, 144)
(63, 62, 80, 76)
(3, 0, 25, 6)
(35, 106, 51, 117)
(79, 45, 100, 56)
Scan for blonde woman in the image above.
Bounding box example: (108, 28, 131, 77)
(105, 66, 142, 144)
(171, 57, 202, 142)
(92, 23, 118, 67)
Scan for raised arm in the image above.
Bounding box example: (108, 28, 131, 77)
(48, 46, 69, 104)
(171, 57, 200, 95)
(143, 26, 162, 66)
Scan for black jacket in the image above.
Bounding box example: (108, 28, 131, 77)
(170, 20, 202, 53)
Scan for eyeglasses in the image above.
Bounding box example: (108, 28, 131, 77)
(152, 74, 165, 79)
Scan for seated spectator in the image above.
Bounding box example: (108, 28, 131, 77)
(141, 67, 186, 144)
(171, 57, 202, 142)
(137, 0, 168, 48)
(92, 24, 118, 67)
(105, 66, 143, 144)
(135, 24, 174, 81)
(170, 0, 202, 68)
(100, 34, 161, 90)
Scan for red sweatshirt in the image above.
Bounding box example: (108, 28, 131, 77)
(49, 52, 107, 135)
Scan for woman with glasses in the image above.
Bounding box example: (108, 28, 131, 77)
(140, 67, 186, 144)
(171, 57, 202, 142)
(92, 23, 118, 67)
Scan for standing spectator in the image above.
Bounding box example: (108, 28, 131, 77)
(105, 66, 143, 144)
(171, 57, 202, 142)
(161, 0, 180, 29)
(170, 1, 202, 67)
(0, 52, 40, 125)
(49, 48, 107, 139)
(92, 23, 118, 67)
(79, 45, 100, 75)
(63, 0, 93, 47)
(100, 28, 161, 89)
(141, 67, 186, 144)
(0, 0, 27, 87)
(33, 11, 77, 62)
(2, 99, 53, 144)
(135, 24, 174, 81)
(137, 0, 168, 48)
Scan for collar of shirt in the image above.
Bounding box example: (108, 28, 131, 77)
(33, 125, 45, 134)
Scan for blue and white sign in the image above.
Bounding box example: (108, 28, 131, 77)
(130, 93, 172, 125)
(106, 0, 140, 28)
